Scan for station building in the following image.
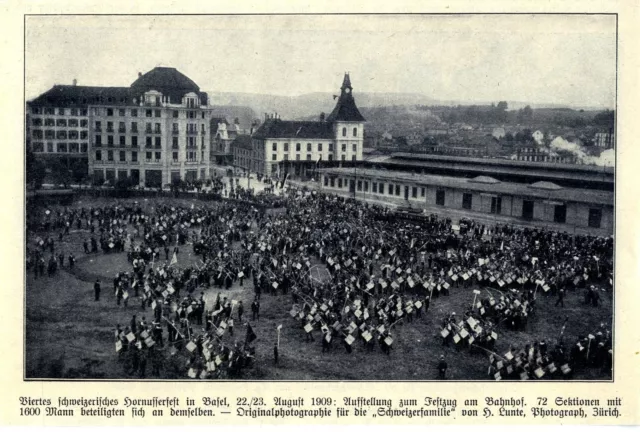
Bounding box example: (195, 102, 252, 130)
(318, 167, 613, 235)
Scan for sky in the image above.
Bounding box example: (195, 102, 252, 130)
(25, 15, 616, 109)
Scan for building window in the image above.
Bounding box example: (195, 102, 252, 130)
(173, 110, 179, 118)
(329, 143, 334, 152)
(106, 121, 114, 132)
(155, 123, 161, 133)
(388, 184, 393, 195)
(117, 109, 125, 117)
(372, 182, 377, 193)
(119, 151, 126, 162)
(324, 176, 329, 186)
(341, 155, 346, 161)
(353, 127, 358, 137)
(395, 185, 400, 196)
(296, 154, 300, 161)
(131, 122, 138, 133)
(342, 127, 347, 137)
(95, 150, 102, 161)
(352, 143, 357, 152)
(352, 155, 356, 161)
(56, 119, 67, 127)
(330, 177, 335, 187)
(357, 180, 362, 191)
(118, 122, 125, 132)
(56, 131, 67, 139)
(154, 110, 161, 118)
(46, 143, 53, 152)
(146, 152, 152, 161)
(588, 208, 602, 228)
(284, 143, 289, 152)
(95, 135, 102, 147)
(58, 108, 65, 116)
(146, 110, 152, 118)
(341, 144, 346, 152)
(44, 118, 54, 127)
(462, 193, 472, 210)
(119, 136, 126, 147)
(32, 118, 42, 127)
(107, 108, 113, 116)
(80, 119, 88, 127)
(131, 136, 138, 147)
(32, 130, 43, 139)
(307, 154, 312, 161)
(172, 137, 179, 149)
(412, 187, 418, 198)
(131, 109, 138, 117)
(436, 189, 445, 206)
(107, 135, 114, 147)
(155, 152, 161, 161)
(56, 143, 67, 153)
(107, 150, 114, 161)
(69, 119, 78, 127)
(272, 142, 277, 151)
(45, 130, 55, 139)
(338, 178, 342, 188)
(522, 200, 534, 220)
(296, 143, 301, 152)
(146, 137, 152, 148)
(554, 204, 567, 224)
(44, 108, 54, 115)
(272, 154, 277, 161)
(318, 143, 323, 152)
(491, 196, 502, 214)
(307, 143, 311, 151)
(131, 151, 137, 162)
(173, 152, 178, 161)
(328, 154, 333, 161)
(421, 187, 426, 197)
(155, 137, 161, 148)
(32, 142, 44, 152)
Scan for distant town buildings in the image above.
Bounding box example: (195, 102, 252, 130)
(594, 130, 615, 149)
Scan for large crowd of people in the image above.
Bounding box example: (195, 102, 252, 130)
(26, 177, 614, 380)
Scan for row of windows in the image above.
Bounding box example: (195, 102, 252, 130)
(33, 130, 88, 140)
(272, 154, 358, 162)
(342, 127, 359, 137)
(271, 142, 357, 152)
(93, 121, 205, 134)
(32, 118, 88, 127)
(96, 108, 206, 119)
(31, 108, 88, 116)
(95, 150, 206, 163)
(31, 142, 88, 153)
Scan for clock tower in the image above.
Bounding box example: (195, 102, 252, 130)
(327, 73, 366, 161)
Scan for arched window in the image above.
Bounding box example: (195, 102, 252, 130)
(342, 127, 346, 137)
(353, 127, 357, 137)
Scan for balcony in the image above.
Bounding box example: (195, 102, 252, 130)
(187, 130, 197, 135)
(95, 128, 102, 133)
(131, 129, 138, 134)
(118, 128, 126, 133)
(106, 128, 114, 133)
(172, 130, 180, 135)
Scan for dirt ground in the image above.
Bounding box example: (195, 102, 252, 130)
(25, 198, 613, 381)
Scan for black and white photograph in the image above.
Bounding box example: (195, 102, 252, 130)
(24, 14, 615, 381)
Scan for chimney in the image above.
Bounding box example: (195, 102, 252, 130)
(319, 112, 325, 122)
(72, 79, 77, 86)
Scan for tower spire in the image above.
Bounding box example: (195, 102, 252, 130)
(341, 72, 352, 92)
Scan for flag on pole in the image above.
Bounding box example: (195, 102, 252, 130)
(280, 172, 289, 189)
(245, 323, 257, 344)
(170, 251, 178, 266)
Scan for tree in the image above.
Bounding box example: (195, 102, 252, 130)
(26, 149, 46, 190)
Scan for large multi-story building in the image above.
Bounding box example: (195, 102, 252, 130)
(27, 67, 215, 187)
(233, 73, 366, 177)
